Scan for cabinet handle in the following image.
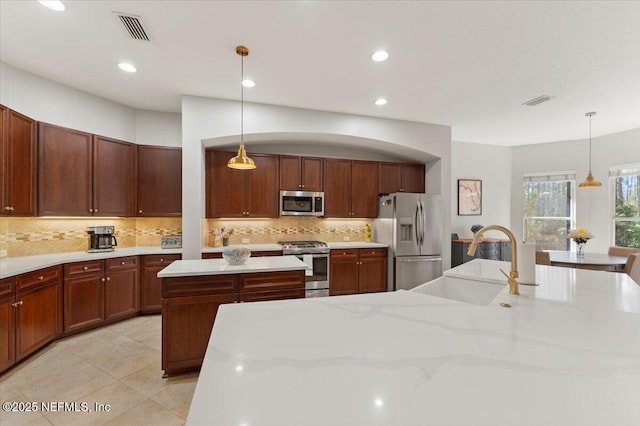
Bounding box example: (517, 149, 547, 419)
(298, 184, 302, 188)
(121, 261, 125, 265)
(38, 276, 44, 280)
(101, 278, 106, 282)
(94, 209, 98, 213)
(83, 266, 89, 271)
(89, 208, 93, 213)
(301, 184, 305, 188)
(139, 210, 143, 214)
(160, 259, 164, 263)
(106, 277, 111, 281)
(3, 206, 10, 211)
(342, 252, 346, 255)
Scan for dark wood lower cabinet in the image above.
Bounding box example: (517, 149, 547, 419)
(330, 248, 387, 295)
(1, 267, 62, 374)
(140, 254, 181, 313)
(64, 270, 104, 333)
(105, 257, 139, 321)
(161, 269, 304, 376)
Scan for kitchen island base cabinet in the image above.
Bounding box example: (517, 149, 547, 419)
(330, 248, 387, 295)
(140, 254, 181, 313)
(162, 293, 237, 377)
(161, 268, 305, 376)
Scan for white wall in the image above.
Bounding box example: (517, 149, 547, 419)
(511, 127, 640, 252)
(451, 141, 512, 239)
(181, 96, 452, 262)
(0, 61, 181, 146)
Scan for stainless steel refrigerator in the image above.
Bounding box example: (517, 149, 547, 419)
(373, 193, 442, 291)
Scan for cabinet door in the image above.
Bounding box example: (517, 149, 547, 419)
(16, 281, 61, 361)
(324, 159, 352, 217)
(137, 145, 182, 216)
(206, 150, 245, 218)
(0, 277, 16, 373)
(245, 154, 279, 217)
(351, 160, 378, 218)
(105, 268, 139, 321)
(140, 255, 181, 313)
(279, 155, 302, 190)
(358, 249, 388, 293)
(162, 293, 237, 376)
(329, 249, 359, 295)
(38, 123, 93, 216)
(401, 164, 425, 193)
(2, 109, 36, 216)
(93, 136, 136, 217)
(301, 157, 323, 191)
(378, 162, 401, 194)
(64, 273, 105, 333)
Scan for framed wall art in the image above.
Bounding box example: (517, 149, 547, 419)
(457, 179, 482, 216)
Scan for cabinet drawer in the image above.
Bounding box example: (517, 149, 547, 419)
(0, 277, 15, 300)
(106, 256, 138, 271)
(162, 275, 238, 298)
(358, 248, 387, 258)
(16, 266, 61, 293)
(142, 254, 181, 267)
(239, 288, 305, 303)
(202, 252, 222, 259)
(239, 270, 305, 293)
(65, 260, 104, 277)
(331, 249, 358, 260)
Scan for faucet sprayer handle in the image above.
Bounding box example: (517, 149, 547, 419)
(499, 269, 510, 280)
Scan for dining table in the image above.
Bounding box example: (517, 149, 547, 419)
(548, 250, 629, 272)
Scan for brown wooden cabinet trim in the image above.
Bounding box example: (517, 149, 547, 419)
(162, 275, 238, 298)
(105, 255, 139, 271)
(358, 248, 387, 258)
(239, 288, 305, 302)
(16, 265, 61, 293)
(239, 270, 304, 292)
(141, 254, 182, 267)
(64, 260, 104, 277)
(0, 277, 16, 301)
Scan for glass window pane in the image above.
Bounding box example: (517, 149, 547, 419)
(523, 181, 572, 218)
(615, 220, 640, 248)
(524, 219, 571, 250)
(614, 175, 639, 218)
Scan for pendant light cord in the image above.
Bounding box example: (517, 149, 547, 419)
(588, 114, 592, 172)
(240, 53, 244, 141)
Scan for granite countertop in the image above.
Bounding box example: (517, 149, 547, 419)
(157, 255, 307, 278)
(0, 246, 182, 279)
(187, 259, 640, 425)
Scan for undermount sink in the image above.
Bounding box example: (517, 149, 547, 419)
(410, 275, 506, 306)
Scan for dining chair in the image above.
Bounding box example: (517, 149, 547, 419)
(535, 251, 551, 265)
(625, 253, 636, 274)
(608, 246, 639, 257)
(627, 253, 640, 285)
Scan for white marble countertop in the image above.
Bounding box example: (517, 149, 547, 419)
(0, 246, 182, 279)
(201, 244, 283, 253)
(187, 259, 640, 425)
(157, 255, 307, 278)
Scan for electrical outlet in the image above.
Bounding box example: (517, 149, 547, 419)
(242, 238, 250, 244)
(0, 249, 6, 258)
(343, 236, 350, 242)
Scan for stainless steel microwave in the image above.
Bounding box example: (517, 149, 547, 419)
(280, 190, 324, 216)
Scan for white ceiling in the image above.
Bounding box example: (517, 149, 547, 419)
(2, 1, 640, 146)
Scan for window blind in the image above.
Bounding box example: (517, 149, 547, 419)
(523, 171, 576, 183)
(609, 162, 640, 178)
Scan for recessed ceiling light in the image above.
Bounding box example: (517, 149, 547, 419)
(375, 98, 388, 106)
(39, 1, 66, 11)
(241, 79, 255, 88)
(371, 50, 389, 62)
(118, 62, 137, 73)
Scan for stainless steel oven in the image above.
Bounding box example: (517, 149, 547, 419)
(279, 241, 329, 297)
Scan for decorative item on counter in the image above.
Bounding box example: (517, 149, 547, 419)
(213, 228, 234, 247)
(568, 228, 593, 257)
(364, 223, 371, 242)
(471, 224, 483, 235)
(222, 247, 251, 265)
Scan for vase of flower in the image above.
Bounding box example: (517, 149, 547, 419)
(568, 228, 593, 258)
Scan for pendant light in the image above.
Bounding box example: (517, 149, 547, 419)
(578, 111, 601, 188)
(227, 45, 256, 170)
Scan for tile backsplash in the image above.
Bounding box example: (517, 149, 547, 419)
(0, 216, 371, 257)
(0, 217, 181, 257)
(204, 217, 371, 247)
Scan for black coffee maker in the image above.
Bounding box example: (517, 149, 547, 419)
(87, 226, 117, 253)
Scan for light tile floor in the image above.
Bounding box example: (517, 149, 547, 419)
(0, 315, 197, 425)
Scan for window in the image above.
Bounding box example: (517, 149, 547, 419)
(610, 163, 640, 249)
(523, 172, 575, 250)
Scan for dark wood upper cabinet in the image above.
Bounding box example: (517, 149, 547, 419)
(378, 162, 425, 194)
(93, 135, 136, 217)
(38, 122, 93, 216)
(137, 145, 182, 217)
(206, 150, 279, 218)
(279, 155, 323, 192)
(324, 159, 378, 218)
(38, 123, 136, 217)
(1, 107, 36, 216)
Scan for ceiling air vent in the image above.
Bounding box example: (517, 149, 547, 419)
(114, 12, 150, 41)
(522, 95, 553, 107)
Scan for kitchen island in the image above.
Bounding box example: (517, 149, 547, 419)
(157, 255, 307, 376)
(187, 259, 640, 425)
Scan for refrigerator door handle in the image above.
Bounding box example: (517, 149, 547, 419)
(419, 201, 425, 246)
(414, 203, 420, 245)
